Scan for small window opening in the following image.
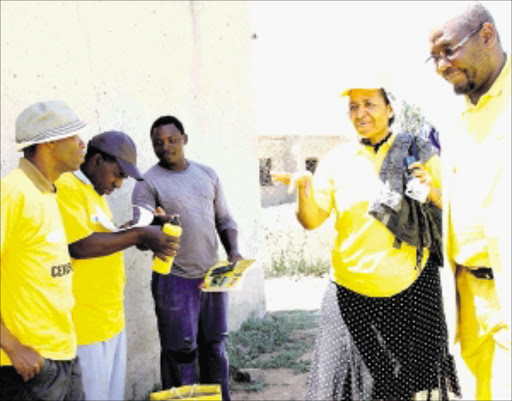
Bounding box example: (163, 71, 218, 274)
(305, 157, 318, 174)
(259, 158, 272, 186)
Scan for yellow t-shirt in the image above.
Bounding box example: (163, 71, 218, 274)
(446, 56, 511, 270)
(1, 159, 76, 365)
(314, 134, 441, 297)
(56, 171, 125, 345)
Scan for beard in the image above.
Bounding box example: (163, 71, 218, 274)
(454, 79, 476, 95)
(451, 68, 476, 95)
(442, 66, 477, 95)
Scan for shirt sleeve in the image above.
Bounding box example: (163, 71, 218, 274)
(425, 154, 442, 191)
(56, 176, 93, 244)
(131, 180, 158, 221)
(213, 174, 238, 232)
(313, 154, 335, 214)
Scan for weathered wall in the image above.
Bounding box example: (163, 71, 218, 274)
(258, 135, 347, 207)
(257, 136, 343, 270)
(1, 1, 265, 399)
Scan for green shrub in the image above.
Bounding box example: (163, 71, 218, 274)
(265, 253, 330, 278)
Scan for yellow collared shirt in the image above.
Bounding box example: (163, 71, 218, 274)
(1, 159, 76, 365)
(314, 134, 441, 297)
(56, 172, 125, 345)
(446, 55, 511, 270)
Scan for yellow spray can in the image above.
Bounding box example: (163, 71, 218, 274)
(152, 215, 182, 274)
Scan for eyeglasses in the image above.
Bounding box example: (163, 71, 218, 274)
(426, 23, 484, 64)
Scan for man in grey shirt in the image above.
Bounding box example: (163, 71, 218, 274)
(132, 115, 242, 401)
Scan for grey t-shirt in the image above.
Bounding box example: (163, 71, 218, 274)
(132, 161, 237, 279)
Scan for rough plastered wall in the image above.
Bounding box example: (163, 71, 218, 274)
(1, 1, 265, 398)
(258, 135, 348, 207)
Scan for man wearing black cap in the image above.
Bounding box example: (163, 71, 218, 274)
(55, 131, 180, 401)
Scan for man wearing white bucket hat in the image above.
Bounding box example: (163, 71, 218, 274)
(273, 78, 460, 399)
(0, 101, 88, 400)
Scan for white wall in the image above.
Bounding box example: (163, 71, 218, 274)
(249, 1, 511, 137)
(1, 2, 265, 398)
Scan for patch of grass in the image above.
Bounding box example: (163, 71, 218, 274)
(277, 310, 319, 331)
(230, 379, 268, 393)
(136, 312, 319, 399)
(265, 253, 330, 278)
(249, 349, 303, 370)
(292, 359, 311, 374)
(227, 310, 319, 377)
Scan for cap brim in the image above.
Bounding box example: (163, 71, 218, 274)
(117, 158, 144, 181)
(340, 88, 384, 97)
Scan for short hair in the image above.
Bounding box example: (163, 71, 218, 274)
(84, 145, 117, 164)
(22, 144, 37, 158)
(455, 2, 500, 43)
(380, 88, 395, 126)
(150, 116, 185, 137)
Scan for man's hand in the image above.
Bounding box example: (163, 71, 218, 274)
(123, 207, 172, 231)
(9, 344, 44, 382)
(132, 207, 171, 251)
(151, 206, 175, 226)
(228, 250, 243, 264)
(139, 225, 180, 261)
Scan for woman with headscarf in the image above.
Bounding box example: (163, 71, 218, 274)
(273, 85, 460, 400)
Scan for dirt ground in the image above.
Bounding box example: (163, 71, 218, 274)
(230, 277, 323, 401)
(230, 330, 315, 401)
(230, 276, 475, 401)
(231, 367, 310, 401)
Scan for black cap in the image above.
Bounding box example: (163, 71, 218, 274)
(89, 131, 143, 181)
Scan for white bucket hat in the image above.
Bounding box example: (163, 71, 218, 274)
(15, 101, 88, 151)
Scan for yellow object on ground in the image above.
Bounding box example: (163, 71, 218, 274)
(150, 384, 222, 400)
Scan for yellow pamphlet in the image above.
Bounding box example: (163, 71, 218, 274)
(202, 259, 256, 292)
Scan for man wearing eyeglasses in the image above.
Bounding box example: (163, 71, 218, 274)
(428, 2, 510, 400)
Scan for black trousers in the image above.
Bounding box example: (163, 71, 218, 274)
(0, 357, 84, 401)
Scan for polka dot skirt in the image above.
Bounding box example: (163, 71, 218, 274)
(306, 260, 461, 400)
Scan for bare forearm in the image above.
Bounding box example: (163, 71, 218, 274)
(1, 317, 21, 354)
(296, 187, 329, 229)
(1, 316, 44, 381)
(69, 229, 144, 259)
(219, 228, 239, 256)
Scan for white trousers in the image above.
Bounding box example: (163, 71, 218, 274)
(77, 330, 127, 401)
